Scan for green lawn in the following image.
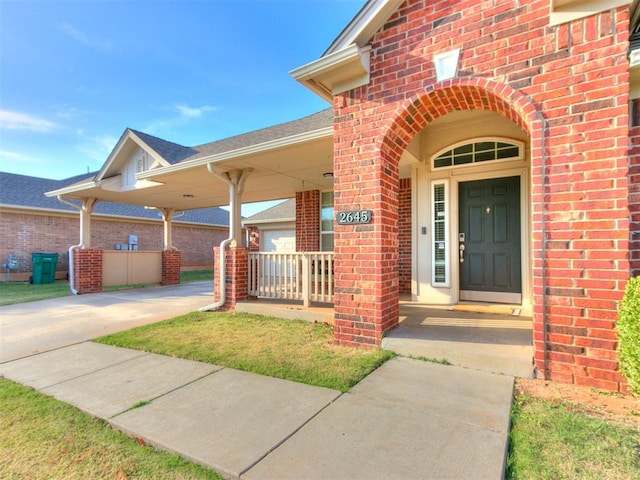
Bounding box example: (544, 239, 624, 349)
(96, 312, 394, 392)
(506, 391, 640, 479)
(0, 280, 70, 306)
(0, 379, 223, 480)
(3, 309, 638, 478)
(0, 270, 213, 306)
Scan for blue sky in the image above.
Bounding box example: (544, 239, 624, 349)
(0, 0, 363, 187)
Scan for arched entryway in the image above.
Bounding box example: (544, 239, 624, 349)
(333, 77, 546, 376)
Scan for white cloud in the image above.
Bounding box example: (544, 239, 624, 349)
(175, 104, 218, 119)
(0, 150, 36, 162)
(57, 22, 112, 52)
(0, 110, 57, 133)
(144, 104, 218, 135)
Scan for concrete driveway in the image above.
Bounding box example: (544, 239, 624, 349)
(0, 281, 213, 363)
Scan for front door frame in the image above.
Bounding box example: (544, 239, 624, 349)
(458, 175, 522, 304)
(450, 167, 531, 311)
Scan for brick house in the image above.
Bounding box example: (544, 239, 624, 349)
(243, 199, 296, 253)
(1, 171, 229, 282)
(50, 0, 640, 392)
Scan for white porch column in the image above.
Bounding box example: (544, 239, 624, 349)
(159, 208, 175, 250)
(207, 167, 252, 244)
(79, 198, 97, 248)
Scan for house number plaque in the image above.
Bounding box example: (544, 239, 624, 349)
(337, 210, 373, 225)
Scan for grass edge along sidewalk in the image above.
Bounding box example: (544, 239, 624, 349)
(96, 311, 395, 393)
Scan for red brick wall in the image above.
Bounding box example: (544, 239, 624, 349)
(213, 246, 248, 310)
(161, 250, 181, 285)
(295, 190, 320, 251)
(0, 210, 228, 278)
(333, 0, 630, 390)
(73, 249, 102, 294)
(399, 178, 412, 294)
(248, 226, 260, 252)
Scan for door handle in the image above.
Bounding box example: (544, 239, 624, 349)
(459, 243, 465, 263)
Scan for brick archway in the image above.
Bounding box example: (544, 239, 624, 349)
(379, 77, 547, 372)
(333, 77, 549, 372)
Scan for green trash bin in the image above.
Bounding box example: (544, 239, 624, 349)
(31, 252, 59, 284)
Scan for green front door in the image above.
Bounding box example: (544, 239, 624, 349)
(458, 176, 521, 303)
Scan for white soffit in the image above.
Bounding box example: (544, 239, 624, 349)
(550, 0, 632, 26)
(291, 0, 403, 100)
(290, 44, 371, 101)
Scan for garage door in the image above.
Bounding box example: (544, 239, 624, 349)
(261, 230, 295, 252)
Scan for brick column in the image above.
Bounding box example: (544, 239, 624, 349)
(161, 250, 181, 285)
(213, 246, 248, 311)
(296, 190, 320, 251)
(73, 248, 102, 294)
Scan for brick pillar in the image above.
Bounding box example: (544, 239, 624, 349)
(398, 178, 412, 294)
(213, 246, 248, 311)
(73, 248, 102, 294)
(296, 190, 320, 251)
(161, 250, 181, 285)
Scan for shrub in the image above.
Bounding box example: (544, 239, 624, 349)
(617, 276, 640, 396)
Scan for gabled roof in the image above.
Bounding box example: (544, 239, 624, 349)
(1, 171, 229, 226)
(47, 109, 335, 210)
(243, 198, 295, 226)
(129, 130, 198, 165)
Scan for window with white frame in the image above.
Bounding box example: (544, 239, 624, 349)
(432, 180, 449, 286)
(320, 191, 334, 251)
(432, 138, 523, 170)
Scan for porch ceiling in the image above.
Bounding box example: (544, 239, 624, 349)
(48, 134, 335, 211)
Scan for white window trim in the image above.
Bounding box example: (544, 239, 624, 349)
(320, 190, 334, 252)
(431, 180, 449, 287)
(430, 137, 524, 171)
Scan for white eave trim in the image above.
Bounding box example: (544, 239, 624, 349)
(291, 44, 371, 102)
(242, 217, 296, 227)
(550, 0, 632, 26)
(44, 179, 100, 198)
(325, 0, 404, 55)
(137, 125, 334, 180)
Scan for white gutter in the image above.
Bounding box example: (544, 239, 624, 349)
(55, 196, 83, 295)
(199, 166, 251, 312)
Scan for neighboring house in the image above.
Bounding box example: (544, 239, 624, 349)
(243, 199, 296, 253)
(48, 0, 640, 393)
(0, 171, 230, 282)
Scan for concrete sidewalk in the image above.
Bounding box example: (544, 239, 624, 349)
(1, 341, 514, 479)
(0, 284, 515, 479)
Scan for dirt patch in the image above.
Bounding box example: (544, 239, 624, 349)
(516, 378, 640, 428)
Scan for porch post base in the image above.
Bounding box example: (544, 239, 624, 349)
(214, 246, 248, 311)
(161, 250, 181, 285)
(73, 249, 102, 294)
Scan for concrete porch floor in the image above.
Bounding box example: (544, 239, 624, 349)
(236, 298, 534, 379)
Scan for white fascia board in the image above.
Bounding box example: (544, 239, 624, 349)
(325, 0, 404, 54)
(137, 126, 333, 180)
(291, 44, 371, 99)
(128, 131, 172, 168)
(44, 180, 100, 198)
(242, 217, 296, 227)
(550, 0, 631, 26)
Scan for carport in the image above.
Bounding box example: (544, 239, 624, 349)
(46, 110, 335, 304)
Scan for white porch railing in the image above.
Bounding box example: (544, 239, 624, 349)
(248, 252, 334, 306)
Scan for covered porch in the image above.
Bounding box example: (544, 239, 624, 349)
(235, 296, 534, 378)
